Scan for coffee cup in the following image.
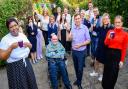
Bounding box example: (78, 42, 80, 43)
(18, 40, 23, 48)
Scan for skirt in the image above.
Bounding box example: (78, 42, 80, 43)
(28, 36, 37, 52)
(6, 58, 38, 89)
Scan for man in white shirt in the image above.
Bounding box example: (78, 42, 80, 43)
(86, 2, 94, 22)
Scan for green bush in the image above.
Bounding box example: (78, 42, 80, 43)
(0, 0, 32, 66)
(93, 0, 128, 27)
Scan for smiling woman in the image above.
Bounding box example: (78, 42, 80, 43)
(102, 15, 128, 89)
(0, 17, 38, 89)
(6, 18, 19, 37)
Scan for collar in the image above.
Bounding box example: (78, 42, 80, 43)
(50, 23, 56, 27)
(74, 24, 83, 29)
(114, 27, 123, 32)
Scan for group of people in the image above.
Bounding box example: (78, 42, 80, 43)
(0, 1, 128, 89)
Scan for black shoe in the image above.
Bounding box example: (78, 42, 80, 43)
(77, 85, 83, 89)
(65, 85, 72, 89)
(73, 81, 78, 85)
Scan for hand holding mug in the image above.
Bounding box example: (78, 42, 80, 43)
(18, 40, 23, 48)
(110, 31, 115, 39)
(10, 42, 19, 49)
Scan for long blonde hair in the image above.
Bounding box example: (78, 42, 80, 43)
(101, 13, 110, 26)
(42, 8, 49, 16)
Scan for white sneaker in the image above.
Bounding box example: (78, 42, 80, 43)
(32, 60, 36, 64)
(89, 71, 98, 77)
(35, 59, 38, 63)
(65, 60, 68, 66)
(98, 75, 103, 82)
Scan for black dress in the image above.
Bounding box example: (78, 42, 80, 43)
(96, 24, 113, 64)
(26, 24, 38, 52)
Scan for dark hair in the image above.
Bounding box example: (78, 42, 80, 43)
(6, 17, 18, 28)
(27, 16, 33, 23)
(74, 13, 81, 19)
(60, 13, 67, 24)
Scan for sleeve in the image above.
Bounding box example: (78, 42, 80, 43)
(34, 25, 38, 36)
(84, 19, 91, 28)
(0, 38, 9, 50)
(26, 25, 31, 36)
(104, 31, 111, 46)
(54, 25, 58, 35)
(85, 26, 91, 41)
(67, 14, 71, 24)
(47, 24, 51, 39)
(71, 16, 74, 28)
(121, 33, 128, 62)
(36, 14, 43, 20)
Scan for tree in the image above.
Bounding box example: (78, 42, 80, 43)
(0, 0, 33, 39)
(93, 0, 128, 27)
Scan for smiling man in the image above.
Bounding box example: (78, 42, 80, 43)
(46, 34, 72, 89)
(69, 14, 91, 89)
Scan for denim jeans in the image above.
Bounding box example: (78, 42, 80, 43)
(72, 49, 86, 85)
(91, 36, 99, 57)
(48, 58, 71, 89)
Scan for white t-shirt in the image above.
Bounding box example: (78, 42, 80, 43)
(0, 33, 30, 63)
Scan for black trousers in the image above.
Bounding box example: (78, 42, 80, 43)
(60, 30, 71, 52)
(66, 41, 71, 52)
(102, 48, 121, 89)
(72, 49, 86, 85)
(60, 30, 66, 49)
(42, 30, 48, 46)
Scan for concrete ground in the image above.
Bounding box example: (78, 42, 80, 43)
(0, 54, 128, 89)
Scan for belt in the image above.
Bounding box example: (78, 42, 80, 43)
(47, 58, 64, 62)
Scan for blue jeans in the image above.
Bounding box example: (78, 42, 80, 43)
(72, 49, 86, 85)
(91, 36, 98, 57)
(48, 58, 71, 89)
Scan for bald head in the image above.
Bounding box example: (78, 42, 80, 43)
(51, 34, 58, 44)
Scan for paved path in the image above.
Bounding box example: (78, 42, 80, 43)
(0, 55, 128, 89)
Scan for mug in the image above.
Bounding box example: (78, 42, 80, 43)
(110, 32, 115, 39)
(18, 40, 23, 48)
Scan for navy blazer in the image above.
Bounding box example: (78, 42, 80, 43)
(82, 18, 91, 29)
(26, 24, 38, 37)
(95, 24, 114, 64)
(48, 23, 58, 39)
